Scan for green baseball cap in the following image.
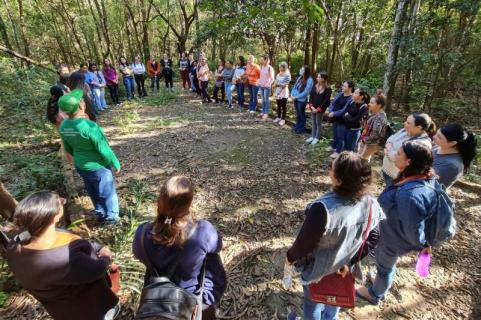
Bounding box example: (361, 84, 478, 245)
(58, 89, 84, 115)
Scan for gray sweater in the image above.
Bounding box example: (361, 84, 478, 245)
(433, 147, 464, 188)
(222, 68, 235, 82)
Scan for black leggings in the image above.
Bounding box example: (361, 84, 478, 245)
(201, 81, 211, 102)
(134, 74, 147, 97)
(107, 84, 119, 105)
(213, 84, 225, 102)
(276, 98, 287, 119)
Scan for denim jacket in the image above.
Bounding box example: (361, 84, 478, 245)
(297, 192, 384, 284)
(291, 76, 314, 102)
(378, 177, 438, 252)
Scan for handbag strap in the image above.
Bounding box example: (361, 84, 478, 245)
(356, 199, 373, 264)
(139, 223, 190, 279)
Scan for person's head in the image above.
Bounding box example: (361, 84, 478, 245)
(376, 88, 384, 96)
(119, 57, 128, 65)
(58, 89, 85, 117)
(368, 94, 385, 113)
(301, 65, 311, 82)
(192, 60, 198, 67)
(329, 152, 372, 200)
(163, 53, 168, 59)
(56, 63, 70, 77)
(135, 55, 141, 62)
(434, 124, 477, 172)
(279, 61, 289, 73)
(152, 176, 195, 247)
(247, 55, 256, 65)
(395, 141, 433, 180)
(238, 56, 246, 67)
(67, 71, 86, 91)
(352, 88, 370, 104)
(79, 62, 88, 73)
(218, 58, 225, 67)
(342, 80, 355, 94)
(225, 60, 233, 68)
(316, 72, 328, 86)
(200, 58, 206, 66)
(404, 113, 436, 137)
(46, 86, 65, 123)
(10, 191, 65, 245)
(261, 54, 270, 65)
(104, 58, 112, 68)
(181, 52, 186, 58)
(88, 63, 97, 72)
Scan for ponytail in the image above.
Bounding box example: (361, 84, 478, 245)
(412, 113, 436, 138)
(441, 124, 478, 172)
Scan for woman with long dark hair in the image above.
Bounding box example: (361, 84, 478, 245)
(5, 191, 119, 320)
(291, 65, 314, 134)
(103, 58, 120, 106)
(133, 176, 226, 320)
(433, 124, 477, 188)
(306, 72, 331, 144)
(119, 57, 135, 100)
(341, 88, 370, 153)
(326, 81, 354, 157)
(357, 141, 441, 305)
(67, 71, 96, 121)
(233, 56, 247, 111)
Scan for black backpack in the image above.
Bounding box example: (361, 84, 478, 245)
(379, 122, 395, 148)
(134, 224, 205, 320)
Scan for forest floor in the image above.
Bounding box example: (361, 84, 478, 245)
(1, 88, 480, 320)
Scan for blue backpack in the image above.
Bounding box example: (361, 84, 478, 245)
(423, 181, 456, 247)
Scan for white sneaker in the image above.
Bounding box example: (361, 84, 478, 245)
(249, 110, 255, 114)
(278, 119, 285, 126)
(306, 137, 314, 143)
(273, 118, 281, 123)
(325, 146, 334, 152)
(329, 152, 339, 159)
(311, 138, 319, 145)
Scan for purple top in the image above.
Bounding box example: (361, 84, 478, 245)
(102, 67, 118, 86)
(132, 220, 226, 306)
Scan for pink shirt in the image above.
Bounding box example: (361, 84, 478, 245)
(198, 65, 210, 82)
(257, 65, 275, 88)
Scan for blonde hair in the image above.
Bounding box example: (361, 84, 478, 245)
(279, 61, 289, 71)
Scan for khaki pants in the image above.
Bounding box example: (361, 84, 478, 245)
(358, 142, 379, 162)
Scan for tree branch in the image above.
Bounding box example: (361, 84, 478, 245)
(0, 44, 55, 72)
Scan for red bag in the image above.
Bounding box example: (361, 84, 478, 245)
(109, 263, 121, 294)
(308, 200, 373, 308)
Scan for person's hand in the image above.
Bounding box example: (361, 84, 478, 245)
(98, 247, 113, 259)
(115, 167, 121, 174)
(312, 108, 317, 113)
(336, 265, 349, 278)
(328, 112, 334, 118)
(420, 246, 432, 255)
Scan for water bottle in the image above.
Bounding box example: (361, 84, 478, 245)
(416, 251, 431, 278)
(282, 260, 294, 289)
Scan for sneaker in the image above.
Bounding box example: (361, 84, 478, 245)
(329, 152, 339, 159)
(305, 137, 314, 143)
(278, 119, 285, 126)
(311, 138, 319, 145)
(259, 113, 264, 117)
(273, 118, 280, 123)
(249, 110, 255, 114)
(262, 114, 268, 120)
(325, 146, 334, 152)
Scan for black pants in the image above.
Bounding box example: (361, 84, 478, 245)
(164, 75, 173, 88)
(213, 84, 225, 102)
(134, 74, 147, 97)
(150, 75, 160, 90)
(107, 84, 119, 105)
(277, 98, 287, 119)
(201, 81, 211, 102)
(202, 306, 216, 320)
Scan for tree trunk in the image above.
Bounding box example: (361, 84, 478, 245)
(303, 26, 311, 66)
(0, 44, 56, 72)
(311, 22, 320, 72)
(0, 14, 12, 49)
(383, 0, 409, 116)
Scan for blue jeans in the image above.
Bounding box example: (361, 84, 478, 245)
(344, 129, 361, 151)
(189, 73, 197, 92)
(303, 286, 340, 320)
(224, 82, 234, 106)
(333, 123, 346, 153)
(248, 85, 259, 111)
(259, 87, 271, 114)
(92, 88, 107, 111)
(123, 76, 135, 100)
(294, 100, 307, 133)
(236, 83, 245, 108)
(76, 166, 119, 222)
(370, 244, 411, 303)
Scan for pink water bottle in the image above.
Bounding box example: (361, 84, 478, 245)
(416, 251, 431, 278)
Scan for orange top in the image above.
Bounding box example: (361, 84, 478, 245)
(147, 60, 161, 76)
(246, 63, 261, 86)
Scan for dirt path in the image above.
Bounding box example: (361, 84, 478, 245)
(2, 88, 479, 319)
